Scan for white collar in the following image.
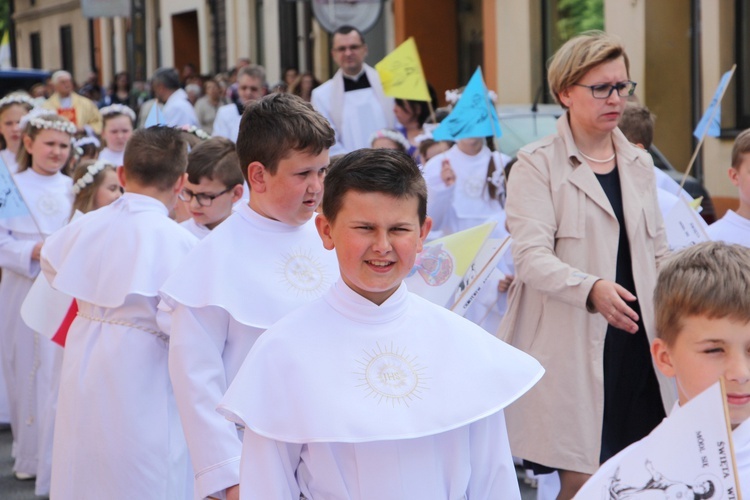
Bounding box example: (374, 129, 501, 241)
(325, 279, 409, 324)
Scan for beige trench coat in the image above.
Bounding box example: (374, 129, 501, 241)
(497, 114, 677, 474)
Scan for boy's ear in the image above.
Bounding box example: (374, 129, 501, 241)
(728, 166, 740, 187)
(172, 172, 187, 194)
(230, 184, 244, 204)
(247, 162, 267, 193)
(651, 338, 677, 378)
(416, 216, 433, 253)
(315, 213, 336, 251)
(116, 165, 127, 189)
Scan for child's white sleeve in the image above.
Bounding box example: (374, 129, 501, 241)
(0, 227, 39, 278)
(168, 303, 241, 499)
(466, 410, 522, 499)
(239, 429, 302, 500)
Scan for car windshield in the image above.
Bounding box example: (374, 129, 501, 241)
(497, 114, 559, 157)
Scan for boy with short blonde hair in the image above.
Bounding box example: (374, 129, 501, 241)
(708, 129, 750, 245)
(650, 242, 750, 494)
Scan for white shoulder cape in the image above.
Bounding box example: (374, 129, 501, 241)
(160, 203, 339, 329)
(219, 279, 544, 442)
(41, 193, 198, 308)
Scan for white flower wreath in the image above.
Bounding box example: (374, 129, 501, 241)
(368, 129, 411, 150)
(72, 160, 113, 195)
(0, 94, 37, 110)
(180, 125, 211, 140)
(19, 108, 77, 135)
(100, 104, 136, 121)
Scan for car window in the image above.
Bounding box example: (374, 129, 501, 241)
(497, 115, 559, 157)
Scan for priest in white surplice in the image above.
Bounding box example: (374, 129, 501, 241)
(160, 94, 340, 500)
(311, 25, 395, 155)
(219, 148, 543, 499)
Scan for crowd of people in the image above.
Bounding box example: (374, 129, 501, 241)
(0, 26, 748, 500)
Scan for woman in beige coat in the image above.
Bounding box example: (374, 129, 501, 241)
(498, 31, 676, 499)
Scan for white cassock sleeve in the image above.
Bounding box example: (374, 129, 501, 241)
(239, 430, 303, 500)
(0, 228, 39, 277)
(168, 303, 241, 499)
(212, 107, 231, 140)
(311, 88, 347, 156)
(467, 410, 521, 499)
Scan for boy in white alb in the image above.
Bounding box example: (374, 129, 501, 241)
(581, 242, 750, 496)
(160, 93, 339, 500)
(708, 129, 750, 246)
(178, 137, 244, 239)
(218, 148, 544, 499)
(40, 127, 198, 499)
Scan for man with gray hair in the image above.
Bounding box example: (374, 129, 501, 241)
(42, 70, 103, 133)
(151, 67, 199, 127)
(213, 65, 266, 142)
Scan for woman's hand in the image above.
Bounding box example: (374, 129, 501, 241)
(440, 158, 456, 187)
(587, 279, 639, 333)
(497, 274, 514, 293)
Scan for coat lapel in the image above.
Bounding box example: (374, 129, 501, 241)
(568, 162, 616, 220)
(614, 129, 651, 240)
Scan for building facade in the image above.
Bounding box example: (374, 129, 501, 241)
(9, 0, 744, 200)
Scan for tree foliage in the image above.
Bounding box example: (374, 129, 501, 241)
(556, 0, 604, 42)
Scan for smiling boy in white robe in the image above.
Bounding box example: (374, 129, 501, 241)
(218, 148, 544, 499)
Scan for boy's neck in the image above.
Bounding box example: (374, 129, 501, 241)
(125, 186, 175, 211)
(735, 202, 750, 220)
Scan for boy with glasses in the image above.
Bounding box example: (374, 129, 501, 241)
(178, 137, 244, 239)
(160, 94, 339, 500)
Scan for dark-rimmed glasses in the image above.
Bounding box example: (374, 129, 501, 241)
(332, 44, 364, 54)
(574, 80, 637, 99)
(178, 187, 232, 207)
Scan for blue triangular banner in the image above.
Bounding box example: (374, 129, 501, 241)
(693, 69, 733, 139)
(144, 101, 166, 128)
(432, 67, 501, 141)
(0, 155, 30, 220)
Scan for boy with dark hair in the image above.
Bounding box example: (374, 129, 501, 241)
(179, 137, 244, 238)
(707, 128, 750, 246)
(40, 126, 198, 499)
(219, 148, 543, 498)
(160, 93, 340, 500)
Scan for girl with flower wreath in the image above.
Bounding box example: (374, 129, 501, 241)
(98, 104, 135, 167)
(70, 159, 123, 217)
(0, 94, 37, 173)
(0, 110, 76, 493)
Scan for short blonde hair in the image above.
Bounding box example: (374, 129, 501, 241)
(655, 242, 750, 346)
(730, 128, 750, 169)
(548, 31, 630, 108)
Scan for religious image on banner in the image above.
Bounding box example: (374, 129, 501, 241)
(374, 37, 431, 102)
(574, 380, 741, 500)
(405, 222, 504, 313)
(432, 67, 501, 142)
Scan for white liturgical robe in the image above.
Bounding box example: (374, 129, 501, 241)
(0, 168, 71, 479)
(98, 147, 124, 167)
(219, 279, 544, 500)
(311, 65, 394, 155)
(212, 103, 241, 143)
(707, 210, 750, 247)
(180, 217, 211, 239)
(160, 203, 339, 499)
(41, 193, 198, 500)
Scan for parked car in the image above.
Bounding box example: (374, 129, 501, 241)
(496, 104, 715, 223)
(0, 68, 49, 98)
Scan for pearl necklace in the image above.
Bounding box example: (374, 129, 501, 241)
(579, 150, 616, 163)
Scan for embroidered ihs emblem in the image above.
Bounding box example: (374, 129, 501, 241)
(355, 342, 428, 407)
(277, 247, 330, 297)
